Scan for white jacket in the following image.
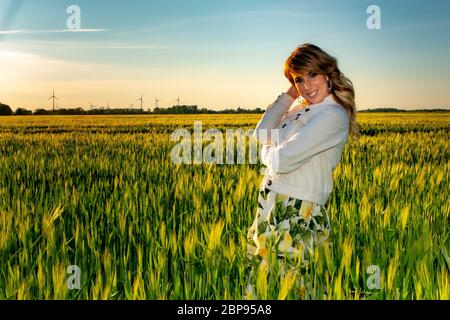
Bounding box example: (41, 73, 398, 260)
(253, 92, 349, 206)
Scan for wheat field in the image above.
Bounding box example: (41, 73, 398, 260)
(0, 113, 448, 299)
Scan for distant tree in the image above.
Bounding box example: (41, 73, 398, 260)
(33, 108, 50, 115)
(0, 102, 12, 115)
(15, 108, 32, 115)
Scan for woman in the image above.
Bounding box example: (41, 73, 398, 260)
(246, 43, 359, 298)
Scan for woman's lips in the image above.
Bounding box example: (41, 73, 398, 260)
(306, 90, 318, 98)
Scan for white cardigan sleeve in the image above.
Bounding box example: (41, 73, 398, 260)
(253, 93, 295, 145)
(261, 108, 349, 174)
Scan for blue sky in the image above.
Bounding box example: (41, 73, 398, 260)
(1, 0, 449, 110)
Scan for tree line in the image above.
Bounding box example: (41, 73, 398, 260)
(0, 103, 264, 115)
(358, 107, 450, 112)
(1, 102, 449, 116)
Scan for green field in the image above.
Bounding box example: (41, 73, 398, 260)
(0, 113, 449, 299)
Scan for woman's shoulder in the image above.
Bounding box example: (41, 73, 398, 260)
(315, 95, 348, 116)
(307, 101, 348, 130)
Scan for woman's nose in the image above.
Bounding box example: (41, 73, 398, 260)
(303, 79, 311, 90)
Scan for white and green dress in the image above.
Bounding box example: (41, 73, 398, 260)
(246, 185, 331, 292)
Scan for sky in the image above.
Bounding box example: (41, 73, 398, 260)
(0, 0, 449, 111)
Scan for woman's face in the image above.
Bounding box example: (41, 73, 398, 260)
(291, 71, 329, 105)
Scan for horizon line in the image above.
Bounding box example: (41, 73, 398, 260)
(2, 104, 450, 112)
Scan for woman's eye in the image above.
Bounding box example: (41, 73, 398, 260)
(295, 78, 303, 83)
(309, 72, 317, 78)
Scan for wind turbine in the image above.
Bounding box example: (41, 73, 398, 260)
(138, 95, 144, 110)
(106, 102, 110, 110)
(174, 94, 181, 107)
(89, 102, 95, 110)
(48, 90, 58, 111)
(154, 97, 160, 109)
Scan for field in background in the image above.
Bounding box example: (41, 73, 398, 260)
(0, 113, 449, 299)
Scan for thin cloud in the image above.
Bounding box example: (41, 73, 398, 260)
(0, 48, 155, 85)
(0, 28, 108, 35)
(3, 40, 171, 50)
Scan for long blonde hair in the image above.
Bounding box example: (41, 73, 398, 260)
(283, 43, 360, 141)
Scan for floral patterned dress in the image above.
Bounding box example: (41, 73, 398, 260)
(245, 185, 331, 294)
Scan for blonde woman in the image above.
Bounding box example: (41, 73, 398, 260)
(246, 43, 359, 298)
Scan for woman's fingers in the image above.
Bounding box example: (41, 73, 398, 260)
(286, 85, 299, 99)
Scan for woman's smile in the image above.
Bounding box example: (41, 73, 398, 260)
(306, 89, 318, 99)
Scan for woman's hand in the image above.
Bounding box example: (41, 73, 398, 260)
(286, 85, 299, 99)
